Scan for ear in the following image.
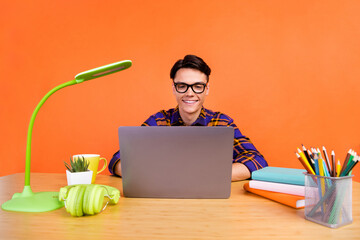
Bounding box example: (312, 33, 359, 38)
(205, 82, 210, 96)
(172, 82, 176, 96)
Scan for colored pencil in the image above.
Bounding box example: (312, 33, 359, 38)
(336, 160, 341, 177)
(294, 146, 359, 177)
(322, 159, 331, 177)
(341, 151, 355, 176)
(348, 153, 358, 175)
(310, 158, 316, 172)
(312, 158, 325, 213)
(311, 148, 317, 161)
(295, 152, 315, 175)
(307, 150, 314, 160)
(341, 155, 358, 176)
(303, 145, 312, 163)
(313, 158, 320, 175)
(298, 148, 313, 171)
(301, 146, 315, 171)
(318, 158, 327, 212)
(331, 150, 336, 177)
(317, 148, 323, 160)
(322, 146, 331, 175)
(340, 149, 352, 175)
(348, 157, 359, 176)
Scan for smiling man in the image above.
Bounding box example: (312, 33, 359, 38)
(109, 54, 268, 181)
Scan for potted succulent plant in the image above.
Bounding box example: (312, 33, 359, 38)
(64, 156, 93, 185)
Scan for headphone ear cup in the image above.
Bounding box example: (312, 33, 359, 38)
(67, 186, 79, 216)
(83, 185, 95, 215)
(67, 185, 86, 217)
(75, 186, 86, 217)
(84, 185, 100, 215)
(66, 187, 76, 214)
(93, 187, 105, 214)
(83, 185, 111, 215)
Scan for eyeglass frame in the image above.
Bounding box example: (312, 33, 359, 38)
(173, 82, 208, 94)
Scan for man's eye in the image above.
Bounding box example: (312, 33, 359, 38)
(177, 84, 187, 89)
(194, 84, 204, 90)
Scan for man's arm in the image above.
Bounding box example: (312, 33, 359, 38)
(232, 162, 251, 181)
(108, 151, 121, 176)
(114, 160, 122, 176)
(209, 112, 267, 181)
(228, 119, 268, 181)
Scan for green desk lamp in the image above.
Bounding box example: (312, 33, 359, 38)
(1, 60, 132, 212)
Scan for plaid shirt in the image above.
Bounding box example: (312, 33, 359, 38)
(109, 107, 268, 176)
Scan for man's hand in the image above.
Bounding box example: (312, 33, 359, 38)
(231, 162, 251, 181)
(115, 161, 122, 177)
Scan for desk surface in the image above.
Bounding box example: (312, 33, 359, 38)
(0, 173, 359, 239)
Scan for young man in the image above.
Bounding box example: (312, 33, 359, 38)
(109, 55, 268, 181)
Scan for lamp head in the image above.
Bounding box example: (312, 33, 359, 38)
(75, 60, 132, 83)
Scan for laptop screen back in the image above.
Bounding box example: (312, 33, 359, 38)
(118, 126, 234, 199)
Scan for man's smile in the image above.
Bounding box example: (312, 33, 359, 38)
(183, 100, 198, 104)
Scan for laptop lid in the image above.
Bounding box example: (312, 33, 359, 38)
(118, 126, 234, 199)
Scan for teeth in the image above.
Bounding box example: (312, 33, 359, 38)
(184, 100, 197, 103)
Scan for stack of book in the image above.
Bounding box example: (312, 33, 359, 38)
(244, 167, 306, 209)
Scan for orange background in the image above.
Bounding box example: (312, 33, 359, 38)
(1, 0, 359, 181)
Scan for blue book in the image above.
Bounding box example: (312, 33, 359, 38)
(251, 167, 306, 186)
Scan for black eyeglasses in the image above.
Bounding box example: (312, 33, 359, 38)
(173, 82, 207, 94)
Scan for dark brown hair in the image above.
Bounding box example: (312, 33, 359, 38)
(170, 55, 211, 81)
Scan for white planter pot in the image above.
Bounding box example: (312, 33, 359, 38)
(66, 170, 93, 185)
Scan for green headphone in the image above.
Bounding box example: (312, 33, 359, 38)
(59, 184, 120, 217)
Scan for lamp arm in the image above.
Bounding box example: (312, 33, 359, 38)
(25, 79, 78, 186)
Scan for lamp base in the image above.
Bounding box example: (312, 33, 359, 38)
(1, 186, 64, 212)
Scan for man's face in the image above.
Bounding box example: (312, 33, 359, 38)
(172, 68, 209, 117)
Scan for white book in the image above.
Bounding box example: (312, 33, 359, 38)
(249, 180, 305, 196)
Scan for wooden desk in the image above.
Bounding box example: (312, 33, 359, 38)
(0, 173, 359, 239)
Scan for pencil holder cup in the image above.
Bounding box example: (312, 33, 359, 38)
(304, 174, 353, 228)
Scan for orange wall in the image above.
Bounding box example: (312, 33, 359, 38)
(1, 0, 360, 181)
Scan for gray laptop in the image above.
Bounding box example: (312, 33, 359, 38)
(118, 126, 234, 199)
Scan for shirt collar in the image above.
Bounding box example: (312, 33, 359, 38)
(192, 107, 207, 126)
(170, 107, 184, 126)
(170, 106, 207, 126)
